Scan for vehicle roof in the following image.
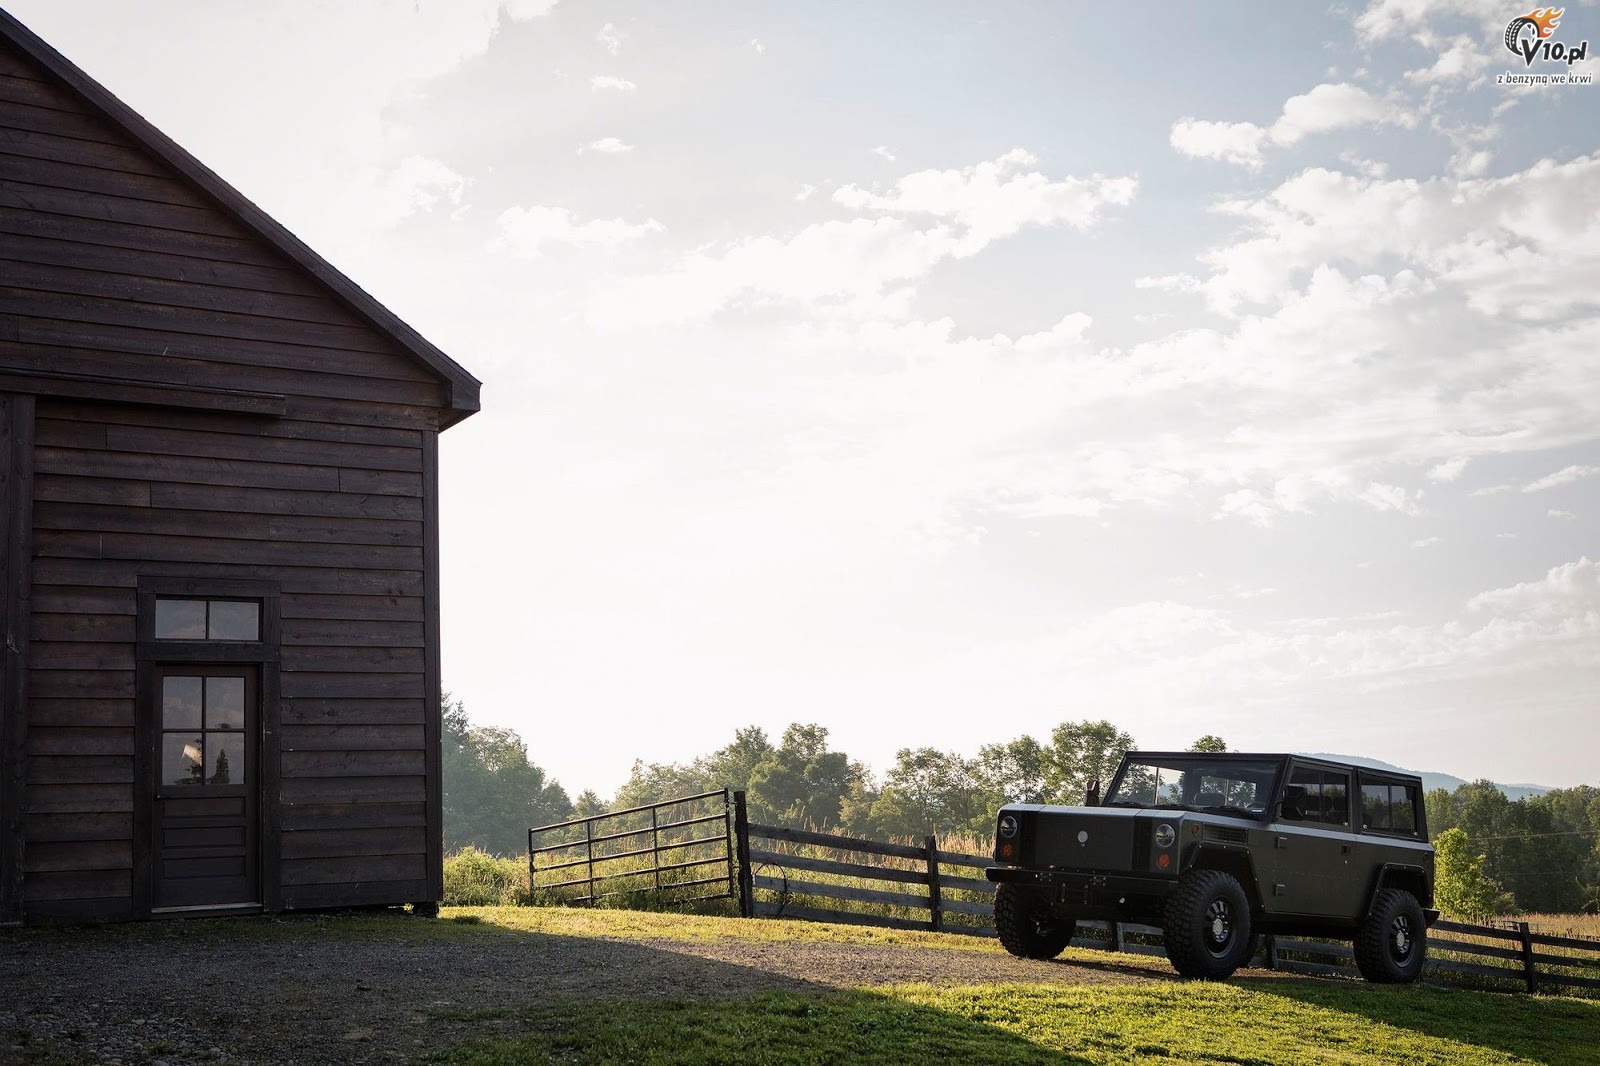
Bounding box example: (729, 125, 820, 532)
(1121, 751, 1423, 783)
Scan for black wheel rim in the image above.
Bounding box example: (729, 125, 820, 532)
(1205, 897, 1234, 956)
(1391, 914, 1414, 960)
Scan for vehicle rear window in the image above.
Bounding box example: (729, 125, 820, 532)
(1362, 782, 1419, 835)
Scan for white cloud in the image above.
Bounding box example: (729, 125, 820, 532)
(750, 38, 766, 54)
(795, 184, 816, 201)
(1169, 119, 1269, 168)
(1405, 35, 1495, 84)
(871, 145, 897, 162)
(492, 205, 663, 256)
(579, 137, 634, 154)
(1427, 456, 1469, 482)
(1355, 0, 1509, 41)
(359, 155, 468, 228)
(598, 22, 622, 55)
(1171, 83, 1409, 168)
(1548, 509, 1575, 519)
(1523, 465, 1600, 492)
(1410, 536, 1441, 548)
(594, 151, 1136, 326)
(590, 75, 636, 92)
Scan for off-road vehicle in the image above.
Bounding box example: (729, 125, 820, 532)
(986, 752, 1436, 981)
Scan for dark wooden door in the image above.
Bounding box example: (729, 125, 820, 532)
(150, 665, 259, 909)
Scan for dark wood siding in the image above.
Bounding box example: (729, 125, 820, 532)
(25, 399, 434, 917)
(3, 30, 452, 919)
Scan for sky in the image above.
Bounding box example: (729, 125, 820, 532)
(10, 0, 1599, 795)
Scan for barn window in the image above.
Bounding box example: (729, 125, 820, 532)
(154, 598, 261, 641)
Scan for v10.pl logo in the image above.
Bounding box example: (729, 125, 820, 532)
(1504, 7, 1589, 66)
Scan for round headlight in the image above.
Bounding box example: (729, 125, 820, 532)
(1154, 823, 1176, 848)
(998, 815, 1019, 839)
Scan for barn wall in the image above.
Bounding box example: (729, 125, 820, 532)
(25, 399, 437, 918)
(2, 32, 448, 919)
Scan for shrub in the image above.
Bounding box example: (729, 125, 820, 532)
(443, 846, 530, 906)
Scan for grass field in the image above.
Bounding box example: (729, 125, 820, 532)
(428, 907, 1600, 1066)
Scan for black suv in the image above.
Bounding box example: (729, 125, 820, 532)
(986, 752, 1436, 981)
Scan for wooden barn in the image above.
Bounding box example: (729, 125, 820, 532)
(0, 9, 480, 922)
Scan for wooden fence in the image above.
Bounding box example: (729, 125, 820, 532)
(732, 802, 1600, 997)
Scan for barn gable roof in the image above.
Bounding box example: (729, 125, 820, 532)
(0, 6, 480, 427)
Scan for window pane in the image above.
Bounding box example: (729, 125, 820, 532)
(1285, 766, 1321, 820)
(207, 601, 260, 641)
(1323, 774, 1350, 826)
(206, 732, 245, 785)
(162, 733, 205, 786)
(162, 677, 203, 730)
(1391, 787, 1417, 833)
(154, 599, 206, 640)
(1363, 783, 1392, 830)
(206, 677, 245, 729)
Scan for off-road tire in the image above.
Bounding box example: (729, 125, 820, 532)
(994, 882, 1076, 960)
(1162, 869, 1254, 979)
(1355, 888, 1427, 983)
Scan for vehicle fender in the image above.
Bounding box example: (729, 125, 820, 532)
(1364, 862, 1433, 920)
(1182, 842, 1262, 912)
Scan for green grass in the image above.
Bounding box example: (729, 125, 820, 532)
(434, 980, 1600, 1065)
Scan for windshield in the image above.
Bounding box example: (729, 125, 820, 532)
(1104, 756, 1280, 816)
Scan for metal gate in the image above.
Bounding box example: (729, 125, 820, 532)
(528, 789, 736, 907)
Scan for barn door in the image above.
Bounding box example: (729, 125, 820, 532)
(149, 664, 259, 910)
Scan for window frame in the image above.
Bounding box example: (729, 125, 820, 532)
(1284, 763, 1353, 828)
(1357, 772, 1424, 839)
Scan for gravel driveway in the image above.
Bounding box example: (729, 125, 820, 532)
(1, 912, 1169, 1065)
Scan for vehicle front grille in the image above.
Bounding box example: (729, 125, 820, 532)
(1206, 825, 1248, 844)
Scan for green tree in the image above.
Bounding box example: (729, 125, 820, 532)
(975, 736, 1048, 805)
(867, 748, 987, 840)
(747, 723, 858, 828)
(1188, 735, 1228, 753)
(1434, 828, 1512, 919)
(1043, 720, 1135, 804)
(441, 694, 572, 856)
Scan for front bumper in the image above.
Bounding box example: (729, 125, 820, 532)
(986, 865, 1174, 898)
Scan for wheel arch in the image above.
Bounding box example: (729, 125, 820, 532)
(1365, 863, 1432, 918)
(1184, 844, 1263, 914)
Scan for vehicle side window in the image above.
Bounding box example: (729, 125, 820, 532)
(1362, 782, 1418, 835)
(1284, 766, 1350, 827)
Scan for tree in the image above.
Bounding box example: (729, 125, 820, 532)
(1434, 828, 1512, 919)
(701, 726, 776, 793)
(975, 736, 1049, 805)
(747, 723, 858, 828)
(868, 748, 987, 840)
(1043, 720, 1135, 804)
(441, 694, 573, 856)
(1188, 735, 1228, 753)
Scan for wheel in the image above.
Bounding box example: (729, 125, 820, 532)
(994, 882, 1076, 960)
(1355, 889, 1427, 983)
(1162, 869, 1254, 979)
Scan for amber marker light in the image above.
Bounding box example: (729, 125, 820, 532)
(1157, 853, 1171, 869)
(999, 842, 1015, 858)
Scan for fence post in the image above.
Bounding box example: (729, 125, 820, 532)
(585, 818, 595, 905)
(651, 806, 661, 894)
(925, 835, 942, 933)
(733, 790, 754, 918)
(1518, 921, 1538, 993)
(1264, 933, 1278, 970)
(1111, 921, 1125, 953)
(722, 788, 737, 903)
(527, 828, 536, 899)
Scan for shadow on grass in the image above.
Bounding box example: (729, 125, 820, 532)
(1241, 975, 1600, 1066)
(0, 910, 1084, 1066)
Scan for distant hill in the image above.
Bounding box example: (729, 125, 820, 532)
(1304, 753, 1553, 801)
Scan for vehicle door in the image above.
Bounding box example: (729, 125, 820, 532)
(1268, 763, 1359, 917)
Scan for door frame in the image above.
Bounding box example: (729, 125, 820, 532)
(133, 576, 280, 918)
